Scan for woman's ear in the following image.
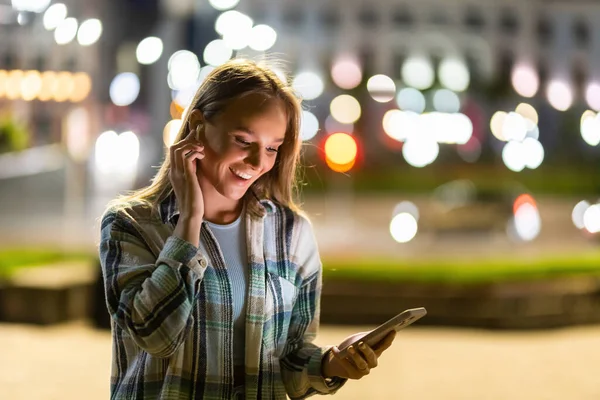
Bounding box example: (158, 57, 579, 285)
(188, 109, 206, 142)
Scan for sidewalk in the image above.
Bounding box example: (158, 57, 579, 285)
(1, 322, 599, 399)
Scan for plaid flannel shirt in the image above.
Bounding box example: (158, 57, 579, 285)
(98, 192, 346, 399)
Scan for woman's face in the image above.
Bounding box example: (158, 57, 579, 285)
(193, 94, 288, 203)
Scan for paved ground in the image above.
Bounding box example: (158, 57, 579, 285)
(2, 322, 599, 400)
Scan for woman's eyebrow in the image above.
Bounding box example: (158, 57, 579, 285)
(235, 126, 285, 143)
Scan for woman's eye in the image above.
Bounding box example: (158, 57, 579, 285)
(235, 137, 250, 146)
(267, 147, 279, 153)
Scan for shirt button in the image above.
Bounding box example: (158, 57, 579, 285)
(199, 258, 208, 268)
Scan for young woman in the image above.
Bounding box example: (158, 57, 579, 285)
(99, 59, 395, 399)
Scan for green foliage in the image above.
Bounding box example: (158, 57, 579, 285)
(0, 248, 95, 279)
(0, 114, 29, 154)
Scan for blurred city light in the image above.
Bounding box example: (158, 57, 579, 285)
(324, 132, 357, 172)
(522, 137, 545, 169)
(572, 200, 591, 230)
(402, 136, 439, 167)
(38, 71, 56, 101)
(383, 109, 417, 142)
(330, 94, 361, 124)
(208, 0, 240, 11)
(42, 3, 66, 30)
(511, 63, 539, 98)
(583, 204, 600, 233)
(300, 110, 319, 141)
(11, 0, 50, 13)
(5, 70, 23, 100)
(203, 39, 232, 66)
(438, 58, 470, 92)
(515, 103, 538, 125)
(54, 17, 77, 45)
(502, 112, 528, 142)
(433, 89, 460, 113)
(53, 71, 74, 102)
(546, 80, 573, 111)
(248, 24, 277, 51)
(389, 212, 418, 243)
(502, 141, 526, 172)
(0, 70, 6, 98)
(396, 88, 426, 113)
(136, 37, 163, 65)
(94, 130, 140, 175)
(168, 50, 200, 90)
(331, 56, 362, 90)
(457, 137, 482, 163)
(65, 107, 90, 162)
(292, 71, 324, 100)
(367, 74, 396, 103)
(70, 72, 92, 102)
(585, 83, 600, 111)
(20, 70, 42, 101)
(215, 11, 252, 50)
(511, 201, 541, 241)
(163, 119, 183, 147)
(393, 201, 420, 221)
(490, 111, 507, 141)
(580, 111, 600, 146)
(402, 56, 434, 90)
(77, 18, 102, 46)
(110, 72, 140, 106)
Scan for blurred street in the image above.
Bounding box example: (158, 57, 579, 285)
(1, 322, 599, 400)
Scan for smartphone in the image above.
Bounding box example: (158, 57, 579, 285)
(337, 307, 427, 358)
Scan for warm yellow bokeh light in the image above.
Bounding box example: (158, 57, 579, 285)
(515, 103, 538, 125)
(70, 73, 92, 102)
(163, 119, 183, 147)
(39, 71, 57, 101)
(581, 110, 596, 126)
(330, 94, 361, 124)
(324, 132, 358, 171)
(490, 111, 507, 141)
(326, 157, 356, 173)
(21, 70, 43, 101)
(170, 101, 184, 119)
(54, 72, 74, 102)
(0, 70, 7, 98)
(5, 70, 24, 100)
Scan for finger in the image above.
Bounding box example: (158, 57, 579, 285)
(347, 345, 370, 375)
(174, 144, 204, 176)
(357, 341, 378, 369)
(328, 347, 357, 380)
(373, 331, 396, 357)
(183, 150, 204, 181)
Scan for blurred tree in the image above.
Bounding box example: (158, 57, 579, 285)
(0, 115, 29, 154)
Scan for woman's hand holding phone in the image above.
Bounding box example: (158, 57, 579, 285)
(169, 127, 205, 247)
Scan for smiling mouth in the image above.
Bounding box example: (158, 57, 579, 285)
(230, 167, 254, 181)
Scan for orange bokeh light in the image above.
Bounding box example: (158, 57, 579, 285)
(513, 193, 537, 214)
(324, 132, 358, 173)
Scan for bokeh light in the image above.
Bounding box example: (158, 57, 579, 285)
(572, 200, 591, 230)
(54, 17, 78, 45)
(221, 12, 253, 50)
(502, 141, 526, 172)
(396, 88, 426, 114)
(203, 39, 233, 67)
(490, 111, 507, 141)
(383, 109, 418, 142)
(585, 83, 600, 112)
(43, 3, 67, 30)
(438, 58, 470, 92)
(325, 115, 353, 134)
(163, 119, 183, 147)
(20, 70, 42, 101)
(402, 56, 434, 90)
(11, 0, 51, 13)
(208, 0, 240, 11)
(77, 18, 102, 46)
(300, 110, 319, 141)
(402, 136, 439, 167)
(324, 133, 357, 172)
(580, 111, 600, 146)
(168, 50, 201, 91)
(367, 74, 396, 103)
(331, 56, 362, 90)
(502, 112, 528, 142)
(546, 80, 573, 111)
(248, 24, 277, 51)
(53, 72, 74, 102)
(38, 71, 57, 101)
(515, 103, 538, 125)
(5, 70, 23, 100)
(292, 71, 324, 101)
(511, 63, 539, 98)
(389, 212, 418, 243)
(330, 94, 361, 124)
(583, 204, 600, 233)
(110, 72, 140, 106)
(512, 202, 541, 241)
(136, 37, 163, 65)
(433, 89, 460, 113)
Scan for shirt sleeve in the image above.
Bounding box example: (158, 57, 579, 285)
(99, 208, 207, 358)
(279, 216, 347, 399)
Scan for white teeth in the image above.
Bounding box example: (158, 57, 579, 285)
(231, 168, 252, 180)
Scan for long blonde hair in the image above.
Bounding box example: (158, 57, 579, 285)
(106, 58, 304, 218)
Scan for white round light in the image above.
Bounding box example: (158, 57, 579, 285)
(402, 137, 440, 168)
(136, 37, 163, 65)
(77, 18, 102, 46)
(522, 137, 544, 169)
(168, 50, 201, 91)
(502, 141, 526, 172)
(367, 74, 396, 103)
(402, 56, 434, 90)
(330, 94, 361, 124)
(585, 83, 600, 112)
(583, 204, 600, 233)
(581, 113, 600, 146)
(203, 39, 233, 67)
(390, 212, 418, 243)
(12, 0, 50, 13)
(331, 56, 362, 90)
(109, 72, 140, 106)
(512, 63, 539, 98)
(572, 200, 591, 230)
(208, 0, 240, 11)
(396, 88, 426, 113)
(502, 112, 528, 142)
(438, 58, 470, 92)
(43, 3, 67, 30)
(215, 10, 252, 37)
(292, 71, 324, 101)
(248, 24, 277, 51)
(54, 17, 78, 45)
(490, 111, 508, 141)
(513, 203, 541, 241)
(546, 80, 573, 111)
(300, 110, 319, 141)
